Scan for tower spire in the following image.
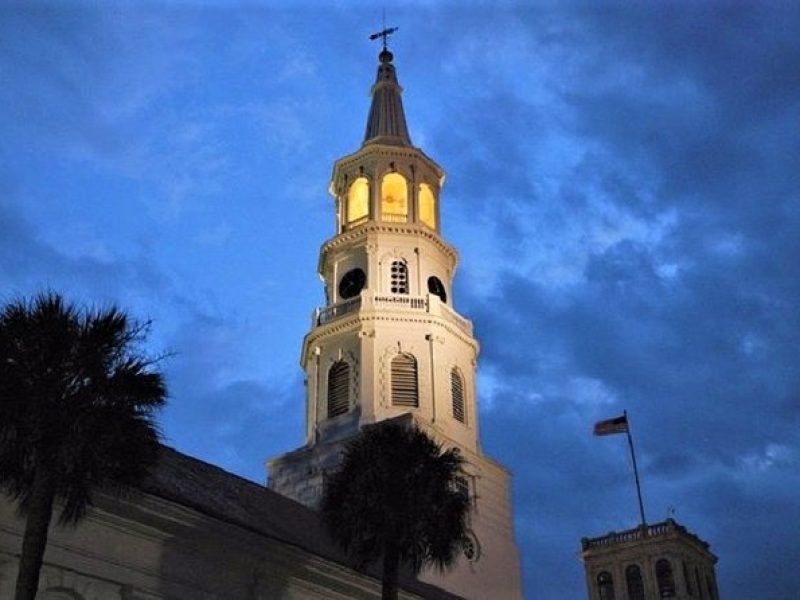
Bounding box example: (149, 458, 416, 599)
(364, 27, 411, 147)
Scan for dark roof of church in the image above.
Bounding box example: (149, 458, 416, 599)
(140, 446, 462, 600)
(363, 49, 412, 147)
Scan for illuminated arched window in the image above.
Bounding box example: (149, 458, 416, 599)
(418, 183, 436, 229)
(327, 361, 350, 418)
(451, 368, 465, 423)
(381, 173, 408, 222)
(656, 559, 676, 598)
(391, 353, 418, 407)
(597, 571, 616, 600)
(347, 177, 370, 225)
(626, 565, 645, 600)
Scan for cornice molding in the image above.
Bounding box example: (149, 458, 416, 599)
(319, 223, 458, 269)
(301, 312, 479, 365)
(332, 143, 444, 182)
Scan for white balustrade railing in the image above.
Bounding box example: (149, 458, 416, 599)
(373, 295, 428, 310)
(315, 293, 473, 335)
(318, 296, 362, 324)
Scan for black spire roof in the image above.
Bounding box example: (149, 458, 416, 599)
(363, 49, 412, 147)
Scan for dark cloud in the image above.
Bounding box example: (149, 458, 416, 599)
(160, 313, 304, 483)
(438, 4, 800, 598)
(0, 194, 169, 306)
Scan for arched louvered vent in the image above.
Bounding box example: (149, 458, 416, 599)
(327, 361, 350, 418)
(391, 353, 418, 407)
(451, 368, 465, 423)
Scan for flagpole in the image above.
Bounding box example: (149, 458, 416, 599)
(624, 409, 647, 530)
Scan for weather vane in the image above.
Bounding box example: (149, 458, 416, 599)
(369, 26, 398, 51)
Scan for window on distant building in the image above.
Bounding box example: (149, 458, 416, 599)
(597, 571, 616, 600)
(656, 559, 676, 598)
(626, 564, 645, 600)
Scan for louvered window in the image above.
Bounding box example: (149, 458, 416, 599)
(391, 353, 418, 407)
(390, 261, 408, 294)
(451, 368, 465, 423)
(626, 565, 645, 600)
(656, 559, 676, 598)
(597, 572, 616, 600)
(327, 361, 350, 418)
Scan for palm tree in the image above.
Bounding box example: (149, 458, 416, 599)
(320, 420, 471, 600)
(0, 293, 166, 600)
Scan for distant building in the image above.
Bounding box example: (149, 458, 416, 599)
(580, 519, 719, 600)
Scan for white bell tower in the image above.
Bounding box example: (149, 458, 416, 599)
(268, 44, 522, 600)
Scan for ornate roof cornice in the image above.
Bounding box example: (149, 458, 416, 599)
(318, 222, 458, 272)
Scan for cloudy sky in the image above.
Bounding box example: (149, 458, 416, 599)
(2, 2, 799, 598)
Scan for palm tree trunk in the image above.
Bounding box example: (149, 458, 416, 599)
(15, 468, 56, 600)
(381, 544, 400, 600)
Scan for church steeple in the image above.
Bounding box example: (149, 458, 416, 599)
(363, 47, 411, 146)
(268, 41, 523, 598)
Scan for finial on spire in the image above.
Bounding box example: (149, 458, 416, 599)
(363, 23, 410, 146)
(369, 26, 398, 52)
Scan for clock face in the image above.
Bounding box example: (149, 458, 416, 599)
(338, 268, 366, 299)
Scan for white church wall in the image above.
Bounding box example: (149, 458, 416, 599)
(1, 484, 444, 600)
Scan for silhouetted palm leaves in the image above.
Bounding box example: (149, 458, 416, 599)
(321, 421, 470, 600)
(0, 293, 166, 600)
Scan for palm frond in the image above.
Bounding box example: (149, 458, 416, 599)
(320, 421, 471, 576)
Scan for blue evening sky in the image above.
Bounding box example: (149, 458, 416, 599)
(2, 2, 799, 598)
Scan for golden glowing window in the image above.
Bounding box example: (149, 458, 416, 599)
(381, 173, 408, 223)
(347, 177, 369, 225)
(418, 183, 436, 229)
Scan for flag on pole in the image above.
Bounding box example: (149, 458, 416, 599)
(593, 414, 629, 436)
(592, 410, 648, 528)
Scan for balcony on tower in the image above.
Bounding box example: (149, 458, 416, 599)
(313, 291, 473, 337)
